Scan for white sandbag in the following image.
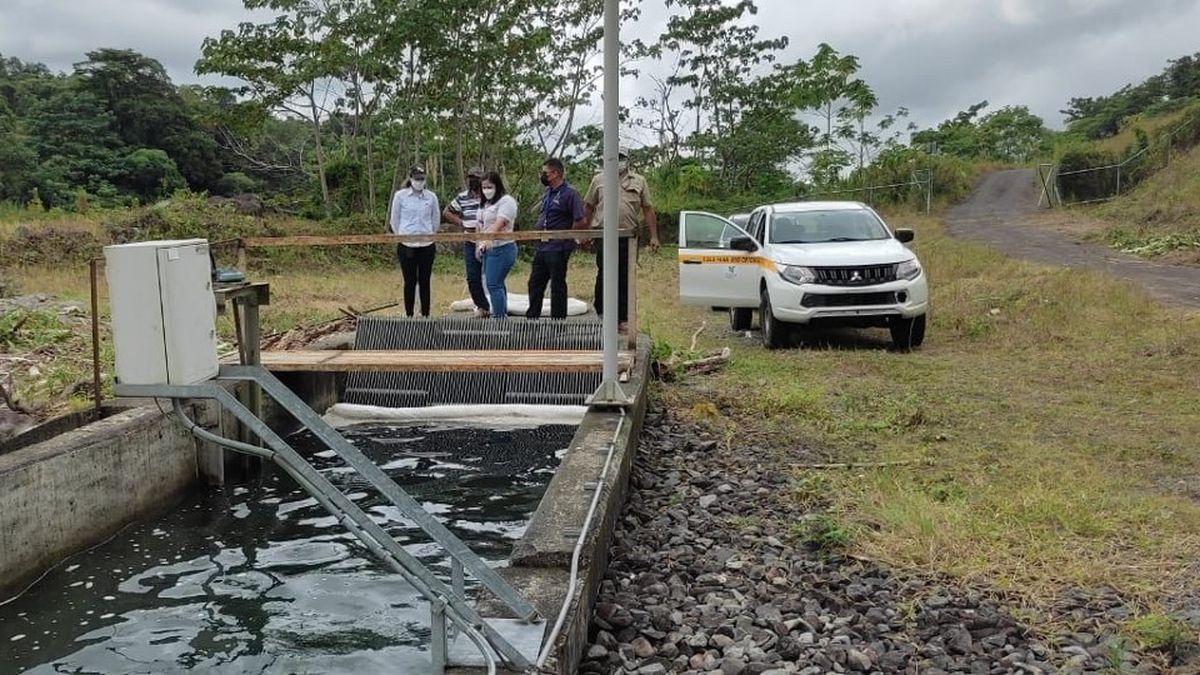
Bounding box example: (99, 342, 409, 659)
(324, 402, 587, 429)
(449, 292, 589, 316)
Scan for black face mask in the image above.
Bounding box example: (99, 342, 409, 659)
(540, 172, 551, 187)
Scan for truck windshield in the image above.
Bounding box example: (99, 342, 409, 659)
(769, 210, 890, 244)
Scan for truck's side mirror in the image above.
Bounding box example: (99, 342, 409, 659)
(730, 236, 758, 252)
(895, 229, 915, 243)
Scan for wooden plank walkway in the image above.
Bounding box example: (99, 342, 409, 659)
(255, 349, 633, 373)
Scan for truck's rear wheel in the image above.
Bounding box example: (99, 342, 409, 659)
(760, 289, 787, 350)
(890, 314, 926, 351)
(729, 307, 753, 332)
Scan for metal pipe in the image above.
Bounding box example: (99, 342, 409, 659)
(89, 259, 102, 413)
(601, 0, 619, 386)
(536, 408, 626, 668)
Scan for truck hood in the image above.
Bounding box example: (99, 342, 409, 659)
(768, 239, 916, 267)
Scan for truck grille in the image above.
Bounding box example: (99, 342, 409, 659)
(813, 265, 897, 286)
(801, 292, 898, 308)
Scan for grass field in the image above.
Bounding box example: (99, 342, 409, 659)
(8, 208, 1200, 640)
(638, 211, 1200, 637)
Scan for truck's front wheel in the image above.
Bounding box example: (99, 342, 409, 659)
(760, 289, 787, 350)
(890, 314, 927, 351)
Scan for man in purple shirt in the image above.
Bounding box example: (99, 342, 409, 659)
(526, 157, 587, 319)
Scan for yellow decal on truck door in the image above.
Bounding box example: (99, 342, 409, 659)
(678, 253, 773, 269)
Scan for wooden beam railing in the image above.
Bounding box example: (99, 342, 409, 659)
(236, 228, 641, 347)
(239, 228, 634, 249)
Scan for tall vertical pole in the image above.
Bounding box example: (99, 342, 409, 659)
(89, 259, 103, 413)
(591, 0, 629, 406)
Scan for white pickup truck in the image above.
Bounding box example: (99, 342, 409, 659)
(677, 201, 929, 350)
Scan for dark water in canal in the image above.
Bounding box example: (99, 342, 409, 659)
(0, 423, 573, 674)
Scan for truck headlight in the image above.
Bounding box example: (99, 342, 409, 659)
(896, 259, 922, 280)
(778, 264, 816, 285)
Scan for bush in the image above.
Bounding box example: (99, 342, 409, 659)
(1057, 146, 1120, 203)
(0, 224, 104, 265)
(117, 148, 186, 202)
(214, 172, 261, 197)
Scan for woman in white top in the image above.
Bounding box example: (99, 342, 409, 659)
(475, 171, 518, 318)
(389, 164, 440, 317)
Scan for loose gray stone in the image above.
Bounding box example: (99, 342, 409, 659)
(585, 644, 608, 660)
(632, 636, 656, 658)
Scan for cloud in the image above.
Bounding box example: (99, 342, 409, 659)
(2, 0, 1197, 134)
(0, 0, 255, 83)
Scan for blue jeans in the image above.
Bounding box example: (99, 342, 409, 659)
(463, 241, 489, 312)
(482, 243, 517, 318)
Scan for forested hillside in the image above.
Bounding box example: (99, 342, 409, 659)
(0, 0, 1079, 224)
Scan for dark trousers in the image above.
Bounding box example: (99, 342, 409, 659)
(397, 243, 435, 317)
(463, 241, 489, 311)
(593, 238, 630, 322)
(526, 249, 571, 319)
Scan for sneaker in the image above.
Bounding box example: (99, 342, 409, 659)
(473, 307, 490, 318)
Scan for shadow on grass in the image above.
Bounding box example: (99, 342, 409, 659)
(735, 324, 897, 351)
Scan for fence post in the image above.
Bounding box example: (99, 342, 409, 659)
(1116, 164, 1121, 197)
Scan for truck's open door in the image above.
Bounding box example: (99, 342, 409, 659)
(677, 211, 762, 307)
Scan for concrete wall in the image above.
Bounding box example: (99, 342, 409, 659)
(470, 337, 652, 675)
(0, 406, 198, 599)
(0, 370, 339, 600)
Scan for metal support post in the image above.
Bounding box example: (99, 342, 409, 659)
(431, 599, 448, 675)
(452, 558, 465, 602)
(924, 170, 932, 214)
(590, 0, 632, 407)
(626, 235, 638, 350)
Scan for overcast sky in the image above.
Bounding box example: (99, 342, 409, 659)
(2, 0, 1197, 137)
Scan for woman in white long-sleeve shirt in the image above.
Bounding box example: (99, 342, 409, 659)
(389, 164, 441, 317)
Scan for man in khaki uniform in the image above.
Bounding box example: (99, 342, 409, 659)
(583, 147, 659, 330)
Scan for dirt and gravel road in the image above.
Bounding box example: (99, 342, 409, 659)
(946, 169, 1200, 308)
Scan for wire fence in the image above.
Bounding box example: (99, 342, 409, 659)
(1040, 114, 1200, 208)
(807, 169, 934, 214)
(725, 169, 935, 219)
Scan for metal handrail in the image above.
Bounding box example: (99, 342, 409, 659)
(117, 374, 540, 671)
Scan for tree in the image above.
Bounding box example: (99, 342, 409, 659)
(75, 49, 223, 191)
(118, 148, 186, 201)
(979, 105, 1049, 163)
(0, 99, 37, 202)
(657, 0, 788, 145)
(796, 43, 875, 185)
(26, 84, 125, 206)
(198, 1, 345, 217)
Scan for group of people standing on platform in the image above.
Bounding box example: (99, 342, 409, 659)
(387, 149, 659, 330)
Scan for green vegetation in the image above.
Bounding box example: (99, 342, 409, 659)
(1126, 614, 1192, 652)
(1062, 53, 1200, 140)
(1096, 141, 1200, 262)
(1, 0, 1073, 231)
(633, 210, 1200, 618)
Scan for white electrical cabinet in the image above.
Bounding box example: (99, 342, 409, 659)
(104, 239, 219, 386)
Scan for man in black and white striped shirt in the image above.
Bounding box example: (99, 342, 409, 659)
(443, 166, 488, 316)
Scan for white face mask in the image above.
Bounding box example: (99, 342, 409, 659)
(617, 160, 629, 174)
(482, 187, 496, 200)
(410, 179, 426, 191)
